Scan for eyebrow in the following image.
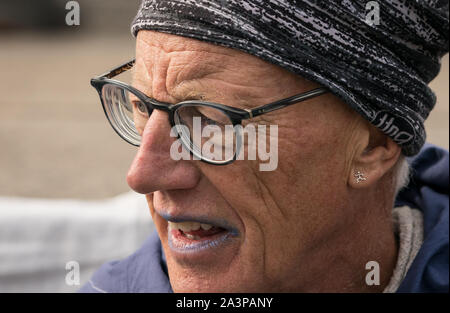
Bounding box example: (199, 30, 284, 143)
(131, 77, 208, 104)
(131, 63, 259, 109)
(181, 90, 207, 101)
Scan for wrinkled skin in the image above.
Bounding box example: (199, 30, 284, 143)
(126, 31, 401, 292)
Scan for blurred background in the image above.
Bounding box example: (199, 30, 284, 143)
(0, 0, 140, 199)
(0, 0, 152, 293)
(0, 0, 448, 292)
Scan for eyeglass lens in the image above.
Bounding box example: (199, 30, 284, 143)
(101, 83, 239, 163)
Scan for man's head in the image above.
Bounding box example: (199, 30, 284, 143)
(117, 0, 448, 292)
(126, 31, 404, 292)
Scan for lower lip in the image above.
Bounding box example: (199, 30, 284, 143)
(168, 227, 235, 254)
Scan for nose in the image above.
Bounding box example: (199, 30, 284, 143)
(126, 109, 201, 194)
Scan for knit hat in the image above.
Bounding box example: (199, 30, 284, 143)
(132, 0, 449, 156)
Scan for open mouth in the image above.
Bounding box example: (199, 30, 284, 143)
(169, 221, 226, 240)
(167, 220, 237, 253)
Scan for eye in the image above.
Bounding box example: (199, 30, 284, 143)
(133, 101, 148, 115)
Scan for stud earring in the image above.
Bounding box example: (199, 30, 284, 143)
(354, 171, 367, 184)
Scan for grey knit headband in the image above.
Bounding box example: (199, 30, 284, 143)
(131, 0, 449, 156)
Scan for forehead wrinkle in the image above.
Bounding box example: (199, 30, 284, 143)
(171, 77, 260, 108)
(165, 51, 231, 99)
(135, 34, 316, 108)
(139, 30, 237, 58)
(151, 49, 175, 103)
(132, 58, 154, 99)
(135, 48, 232, 103)
(169, 63, 314, 109)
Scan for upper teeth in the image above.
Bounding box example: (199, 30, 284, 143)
(168, 221, 213, 232)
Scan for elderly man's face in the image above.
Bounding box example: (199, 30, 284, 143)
(127, 31, 369, 292)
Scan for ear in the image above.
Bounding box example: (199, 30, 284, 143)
(348, 127, 402, 189)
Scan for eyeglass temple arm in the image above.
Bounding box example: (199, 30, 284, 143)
(98, 59, 136, 79)
(248, 87, 328, 118)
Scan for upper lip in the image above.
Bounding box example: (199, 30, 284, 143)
(155, 209, 240, 236)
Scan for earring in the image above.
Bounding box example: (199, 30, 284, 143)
(354, 171, 367, 184)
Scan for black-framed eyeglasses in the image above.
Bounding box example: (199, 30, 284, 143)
(91, 59, 328, 165)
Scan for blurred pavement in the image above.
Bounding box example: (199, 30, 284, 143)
(0, 191, 153, 292)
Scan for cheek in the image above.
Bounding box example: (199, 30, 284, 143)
(243, 123, 351, 279)
(278, 111, 350, 184)
(277, 117, 350, 217)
